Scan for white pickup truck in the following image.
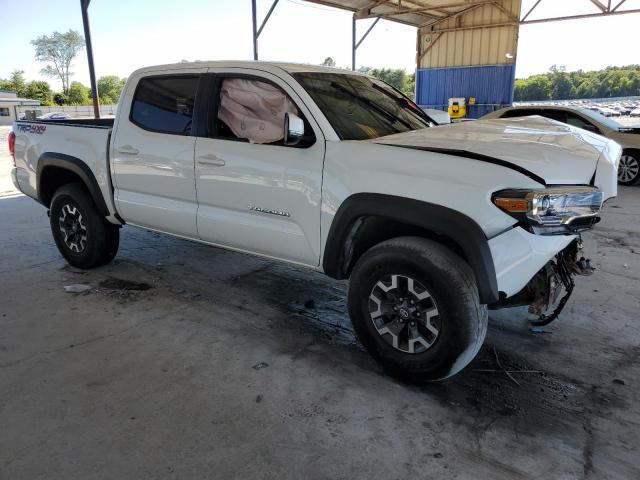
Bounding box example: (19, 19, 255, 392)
(8, 61, 620, 381)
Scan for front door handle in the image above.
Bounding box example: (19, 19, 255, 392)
(116, 145, 139, 155)
(197, 154, 225, 167)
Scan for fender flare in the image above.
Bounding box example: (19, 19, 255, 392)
(322, 193, 499, 304)
(37, 152, 110, 216)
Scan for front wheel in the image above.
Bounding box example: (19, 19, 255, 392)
(50, 183, 120, 269)
(618, 151, 640, 186)
(347, 236, 487, 382)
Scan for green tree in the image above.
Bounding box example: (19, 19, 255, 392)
(402, 72, 415, 100)
(97, 75, 126, 104)
(549, 65, 572, 100)
(0, 70, 27, 97)
(357, 67, 415, 100)
(514, 64, 640, 101)
(321, 57, 336, 67)
(369, 68, 405, 91)
(66, 81, 91, 105)
(515, 75, 552, 101)
(25, 81, 54, 105)
(31, 30, 84, 94)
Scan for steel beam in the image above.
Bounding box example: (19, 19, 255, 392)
(612, 0, 627, 11)
(521, 7, 640, 24)
(257, 0, 280, 38)
(252, 0, 280, 60)
(590, 0, 608, 12)
(252, 0, 258, 60)
(351, 15, 356, 70)
(520, 0, 542, 22)
(80, 0, 100, 119)
(352, 16, 380, 70)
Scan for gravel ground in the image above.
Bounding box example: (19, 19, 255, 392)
(1, 125, 639, 479)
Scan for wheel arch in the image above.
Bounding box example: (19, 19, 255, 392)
(37, 152, 110, 216)
(622, 147, 640, 157)
(322, 193, 499, 304)
(619, 148, 640, 185)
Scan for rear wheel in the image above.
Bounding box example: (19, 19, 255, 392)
(50, 183, 119, 269)
(618, 151, 640, 186)
(347, 236, 487, 382)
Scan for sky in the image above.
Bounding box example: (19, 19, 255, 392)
(0, 0, 639, 91)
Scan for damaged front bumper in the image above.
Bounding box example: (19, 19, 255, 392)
(489, 226, 577, 297)
(488, 226, 596, 325)
(490, 238, 594, 325)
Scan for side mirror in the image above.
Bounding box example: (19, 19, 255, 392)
(284, 112, 305, 146)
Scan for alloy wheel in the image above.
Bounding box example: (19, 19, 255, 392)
(58, 203, 88, 253)
(368, 274, 441, 354)
(618, 154, 639, 184)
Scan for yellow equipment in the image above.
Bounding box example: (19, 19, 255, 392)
(448, 97, 467, 119)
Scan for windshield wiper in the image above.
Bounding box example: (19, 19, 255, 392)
(330, 81, 413, 130)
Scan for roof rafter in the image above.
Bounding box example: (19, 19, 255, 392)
(305, 0, 640, 28)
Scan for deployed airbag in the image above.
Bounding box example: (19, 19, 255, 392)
(218, 78, 299, 144)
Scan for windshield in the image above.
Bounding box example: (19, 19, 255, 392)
(578, 108, 623, 130)
(293, 72, 433, 140)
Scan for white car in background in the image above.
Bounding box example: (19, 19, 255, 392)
(484, 105, 640, 185)
(36, 112, 72, 120)
(421, 108, 451, 125)
(598, 107, 619, 117)
(631, 108, 640, 117)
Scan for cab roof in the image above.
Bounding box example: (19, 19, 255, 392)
(130, 60, 363, 78)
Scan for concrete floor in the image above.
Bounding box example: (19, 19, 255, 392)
(1, 125, 639, 479)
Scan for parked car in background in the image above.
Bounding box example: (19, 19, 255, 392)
(484, 105, 640, 185)
(631, 108, 640, 117)
(598, 107, 620, 117)
(617, 106, 632, 115)
(36, 112, 72, 120)
(421, 108, 451, 125)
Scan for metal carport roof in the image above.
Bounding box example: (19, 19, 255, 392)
(304, 0, 640, 26)
(79, 0, 640, 117)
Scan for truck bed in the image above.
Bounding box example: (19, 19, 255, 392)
(12, 118, 119, 220)
(22, 118, 115, 128)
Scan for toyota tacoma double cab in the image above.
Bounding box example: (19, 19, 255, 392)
(8, 61, 620, 381)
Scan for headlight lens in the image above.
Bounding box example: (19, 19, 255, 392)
(493, 187, 603, 234)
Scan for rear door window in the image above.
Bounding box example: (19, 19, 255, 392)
(501, 108, 565, 122)
(565, 112, 597, 131)
(536, 110, 566, 122)
(501, 109, 538, 118)
(130, 75, 199, 135)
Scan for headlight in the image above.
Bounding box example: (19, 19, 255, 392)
(493, 187, 603, 234)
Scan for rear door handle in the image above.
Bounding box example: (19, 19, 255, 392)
(197, 154, 225, 167)
(116, 145, 139, 155)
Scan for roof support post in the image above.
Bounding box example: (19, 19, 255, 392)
(351, 15, 356, 70)
(252, 0, 280, 61)
(252, 0, 258, 60)
(80, 0, 100, 119)
(352, 15, 380, 71)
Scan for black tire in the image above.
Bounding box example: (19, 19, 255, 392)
(618, 150, 640, 186)
(50, 183, 119, 269)
(348, 236, 487, 382)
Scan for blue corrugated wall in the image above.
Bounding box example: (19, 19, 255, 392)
(416, 64, 516, 119)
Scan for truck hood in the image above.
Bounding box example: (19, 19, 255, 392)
(372, 116, 611, 186)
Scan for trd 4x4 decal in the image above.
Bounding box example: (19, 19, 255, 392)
(17, 124, 47, 134)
